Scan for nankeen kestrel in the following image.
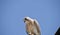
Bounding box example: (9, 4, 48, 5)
(24, 17, 41, 35)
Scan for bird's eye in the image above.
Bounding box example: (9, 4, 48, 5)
(25, 18, 28, 20)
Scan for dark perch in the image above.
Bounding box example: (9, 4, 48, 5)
(55, 27, 60, 35)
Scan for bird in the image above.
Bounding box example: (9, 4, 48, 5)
(24, 17, 41, 35)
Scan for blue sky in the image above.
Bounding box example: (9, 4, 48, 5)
(0, 0, 60, 35)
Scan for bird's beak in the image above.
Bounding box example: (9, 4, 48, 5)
(24, 20, 25, 23)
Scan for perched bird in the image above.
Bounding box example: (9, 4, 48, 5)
(24, 17, 41, 35)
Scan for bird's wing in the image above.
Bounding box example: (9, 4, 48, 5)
(33, 19, 41, 35)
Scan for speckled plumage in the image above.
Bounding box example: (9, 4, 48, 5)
(24, 17, 41, 35)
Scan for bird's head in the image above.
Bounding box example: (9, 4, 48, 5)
(24, 17, 34, 24)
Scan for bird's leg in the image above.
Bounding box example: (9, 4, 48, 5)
(28, 33, 36, 35)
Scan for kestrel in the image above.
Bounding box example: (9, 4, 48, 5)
(24, 17, 41, 35)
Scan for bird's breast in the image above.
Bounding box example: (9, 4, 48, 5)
(26, 23, 33, 32)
